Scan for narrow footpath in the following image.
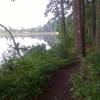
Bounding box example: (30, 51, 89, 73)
(36, 63, 79, 100)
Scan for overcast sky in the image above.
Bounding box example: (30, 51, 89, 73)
(0, 0, 50, 29)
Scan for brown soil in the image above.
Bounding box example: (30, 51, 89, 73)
(35, 63, 80, 100)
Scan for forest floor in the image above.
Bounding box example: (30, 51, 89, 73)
(35, 63, 80, 100)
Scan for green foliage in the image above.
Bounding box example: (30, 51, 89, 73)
(72, 53, 100, 100)
(65, 16, 74, 48)
(85, 32, 93, 44)
(85, 1, 95, 44)
(54, 16, 74, 59)
(0, 45, 72, 100)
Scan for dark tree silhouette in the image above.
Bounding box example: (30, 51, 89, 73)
(91, 0, 96, 40)
(73, 0, 86, 57)
(96, 0, 100, 54)
(0, 24, 21, 56)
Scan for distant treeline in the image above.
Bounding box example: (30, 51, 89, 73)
(0, 21, 58, 33)
(0, 15, 72, 33)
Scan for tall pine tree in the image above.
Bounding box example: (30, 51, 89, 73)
(73, 0, 86, 57)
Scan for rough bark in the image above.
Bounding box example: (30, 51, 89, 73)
(91, 0, 96, 40)
(96, 0, 100, 54)
(60, 0, 66, 35)
(73, 0, 86, 57)
(81, 0, 86, 56)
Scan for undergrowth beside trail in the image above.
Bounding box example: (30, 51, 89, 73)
(0, 45, 74, 100)
(72, 53, 100, 100)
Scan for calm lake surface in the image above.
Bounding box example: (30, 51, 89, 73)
(0, 37, 50, 63)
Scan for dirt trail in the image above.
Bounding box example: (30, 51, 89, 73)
(36, 63, 79, 100)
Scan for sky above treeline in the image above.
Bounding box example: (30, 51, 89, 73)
(0, 0, 50, 29)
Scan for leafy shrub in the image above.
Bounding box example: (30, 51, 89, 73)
(72, 53, 100, 100)
(0, 45, 72, 100)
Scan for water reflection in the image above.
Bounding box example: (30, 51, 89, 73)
(0, 37, 50, 62)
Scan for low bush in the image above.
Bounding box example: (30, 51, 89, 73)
(72, 53, 100, 100)
(0, 45, 73, 100)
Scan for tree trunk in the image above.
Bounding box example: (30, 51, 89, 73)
(81, 0, 86, 55)
(96, 0, 100, 54)
(73, 0, 86, 57)
(60, 0, 66, 35)
(91, 0, 96, 40)
(85, 0, 89, 7)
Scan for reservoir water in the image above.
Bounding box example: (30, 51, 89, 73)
(0, 37, 50, 63)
